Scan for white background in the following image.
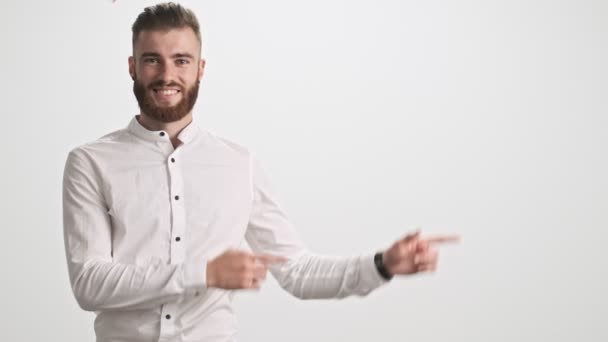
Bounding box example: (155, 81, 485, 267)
(1, 0, 607, 341)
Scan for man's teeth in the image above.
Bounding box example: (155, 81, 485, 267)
(155, 89, 179, 95)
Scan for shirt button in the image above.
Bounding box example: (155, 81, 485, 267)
(159, 132, 165, 137)
(194, 291, 200, 297)
(165, 314, 171, 320)
(171, 157, 175, 163)
(175, 236, 181, 242)
(174, 195, 180, 200)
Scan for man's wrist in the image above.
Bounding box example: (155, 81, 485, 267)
(206, 261, 216, 288)
(374, 252, 393, 281)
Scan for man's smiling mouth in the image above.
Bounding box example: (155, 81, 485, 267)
(153, 88, 181, 96)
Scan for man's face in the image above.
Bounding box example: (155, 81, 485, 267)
(129, 27, 205, 123)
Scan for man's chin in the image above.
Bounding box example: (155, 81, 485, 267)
(155, 103, 179, 110)
(142, 106, 190, 123)
(151, 98, 181, 108)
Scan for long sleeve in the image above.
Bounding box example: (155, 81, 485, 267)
(62, 149, 206, 312)
(245, 156, 388, 300)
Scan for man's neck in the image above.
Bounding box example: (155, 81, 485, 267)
(137, 112, 193, 148)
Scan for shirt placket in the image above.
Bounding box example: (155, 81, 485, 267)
(158, 139, 187, 341)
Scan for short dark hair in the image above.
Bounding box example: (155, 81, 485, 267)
(131, 2, 202, 51)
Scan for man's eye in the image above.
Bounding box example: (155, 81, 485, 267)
(176, 59, 189, 65)
(144, 58, 159, 64)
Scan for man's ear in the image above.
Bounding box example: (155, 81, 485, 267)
(198, 58, 206, 81)
(128, 56, 136, 80)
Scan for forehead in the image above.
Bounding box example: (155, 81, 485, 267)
(134, 27, 200, 57)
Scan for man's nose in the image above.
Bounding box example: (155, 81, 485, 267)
(158, 63, 177, 83)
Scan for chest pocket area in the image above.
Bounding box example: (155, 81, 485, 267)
(104, 168, 171, 225)
(184, 164, 252, 233)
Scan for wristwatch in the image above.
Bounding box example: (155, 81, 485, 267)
(374, 252, 393, 281)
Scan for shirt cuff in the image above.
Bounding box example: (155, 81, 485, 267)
(359, 253, 391, 291)
(183, 259, 207, 297)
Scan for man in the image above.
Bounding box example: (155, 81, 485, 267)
(62, 2, 459, 341)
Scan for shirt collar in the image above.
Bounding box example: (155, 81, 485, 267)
(127, 115, 201, 144)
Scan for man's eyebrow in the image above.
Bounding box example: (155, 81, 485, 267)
(140, 52, 161, 58)
(173, 53, 195, 59)
(139, 52, 195, 59)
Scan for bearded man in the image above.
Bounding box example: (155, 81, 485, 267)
(62, 3, 459, 341)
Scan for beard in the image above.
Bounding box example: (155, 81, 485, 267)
(133, 76, 200, 123)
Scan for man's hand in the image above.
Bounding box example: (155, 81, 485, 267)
(206, 250, 288, 290)
(383, 230, 460, 276)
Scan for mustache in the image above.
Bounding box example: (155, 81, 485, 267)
(147, 80, 184, 90)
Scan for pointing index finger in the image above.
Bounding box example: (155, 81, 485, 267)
(423, 235, 461, 245)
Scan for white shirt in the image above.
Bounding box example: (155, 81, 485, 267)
(62, 116, 387, 342)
